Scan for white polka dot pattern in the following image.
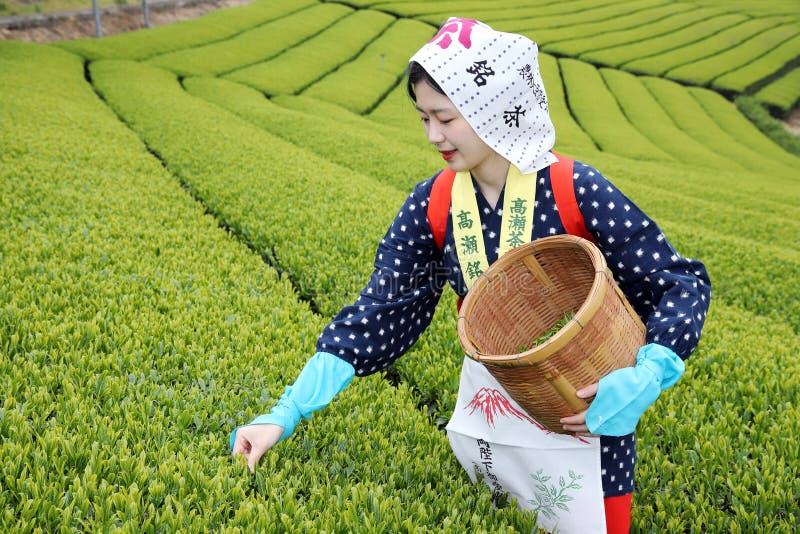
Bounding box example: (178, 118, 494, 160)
(316, 159, 711, 497)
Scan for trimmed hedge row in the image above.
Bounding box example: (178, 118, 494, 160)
(665, 20, 798, 86)
(224, 10, 395, 95)
(736, 95, 800, 157)
(277, 92, 430, 149)
(688, 86, 800, 169)
(5, 3, 800, 531)
(375, 0, 525, 17)
(559, 58, 673, 161)
(640, 76, 797, 177)
(580, 13, 747, 68)
(691, 0, 800, 17)
(54, 0, 315, 61)
(91, 59, 402, 315)
(302, 18, 435, 113)
(1, 41, 538, 533)
(416, 0, 628, 25)
(712, 34, 800, 94)
(520, 3, 695, 51)
(182, 76, 440, 190)
(146, 3, 353, 77)
(598, 68, 742, 170)
(753, 66, 800, 112)
(589, 150, 800, 223)
(622, 16, 789, 79)
(537, 53, 598, 155)
(366, 80, 430, 144)
(529, 4, 721, 57)
(468, 0, 663, 28)
(631, 303, 799, 532)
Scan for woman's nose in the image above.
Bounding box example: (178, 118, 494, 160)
(426, 122, 444, 144)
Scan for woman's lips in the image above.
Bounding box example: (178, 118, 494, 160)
(440, 149, 457, 161)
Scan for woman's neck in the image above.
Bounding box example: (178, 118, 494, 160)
(471, 157, 510, 210)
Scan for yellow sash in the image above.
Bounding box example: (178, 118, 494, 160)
(451, 164, 538, 289)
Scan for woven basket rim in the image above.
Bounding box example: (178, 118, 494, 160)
(457, 235, 609, 366)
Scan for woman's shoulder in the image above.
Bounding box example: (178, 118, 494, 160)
(409, 168, 449, 203)
(559, 157, 617, 194)
(563, 157, 605, 180)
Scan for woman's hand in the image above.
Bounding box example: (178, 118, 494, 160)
(231, 423, 284, 473)
(560, 383, 599, 436)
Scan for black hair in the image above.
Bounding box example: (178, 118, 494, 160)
(406, 61, 446, 102)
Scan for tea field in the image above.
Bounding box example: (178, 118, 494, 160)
(2, 0, 799, 531)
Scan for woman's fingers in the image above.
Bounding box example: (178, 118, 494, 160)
(576, 382, 599, 399)
(562, 382, 601, 436)
(231, 430, 250, 456)
(560, 410, 589, 433)
(232, 424, 284, 473)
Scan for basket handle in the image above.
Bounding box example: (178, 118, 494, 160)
(522, 254, 554, 288)
(538, 360, 588, 412)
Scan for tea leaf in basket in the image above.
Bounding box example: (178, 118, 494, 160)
(518, 312, 575, 352)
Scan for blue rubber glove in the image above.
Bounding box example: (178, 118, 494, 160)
(585, 343, 685, 436)
(229, 351, 355, 452)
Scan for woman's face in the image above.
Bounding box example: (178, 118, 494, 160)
(414, 81, 502, 175)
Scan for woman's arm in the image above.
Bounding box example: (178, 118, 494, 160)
(560, 162, 711, 436)
(574, 161, 711, 356)
(231, 179, 447, 467)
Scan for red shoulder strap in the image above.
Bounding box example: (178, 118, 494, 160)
(550, 153, 594, 243)
(427, 168, 456, 250)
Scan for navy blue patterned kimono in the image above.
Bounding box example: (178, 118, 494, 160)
(317, 159, 711, 497)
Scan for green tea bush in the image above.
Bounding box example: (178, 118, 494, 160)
(712, 34, 800, 93)
(537, 53, 597, 154)
(690, 0, 799, 17)
(366, 81, 432, 144)
(376, 0, 522, 18)
(735, 95, 800, 157)
(146, 3, 352, 77)
(581, 13, 746, 68)
(688, 86, 800, 169)
(417, 0, 624, 26)
(302, 18, 434, 113)
(590, 152, 799, 223)
(55, 0, 314, 60)
(633, 304, 799, 532)
(545, 3, 720, 57)
(4, 1, 800, 531)
(640, 76, 796, 177)
(487, 0, 663, 28)
(599, 68, 739, 169)
(623, 16, 789, 79)
(278, 92, 429, 149)
(559, 58, 673, 161)
(530, 3, 694, 53)
(224, 10, 394, 95)
(753, 67, 800, 113)
(1, 40, 539, 534)
(91, 59, 403, 315)
(664, 20, 797, 86)
(182, 76, 439, 190)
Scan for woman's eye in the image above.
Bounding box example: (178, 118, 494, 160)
(440, 119, 453, 125)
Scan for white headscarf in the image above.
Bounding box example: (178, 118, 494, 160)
(410, 18, 557, 174)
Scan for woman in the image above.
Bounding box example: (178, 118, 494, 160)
(230, 18, 710, 533)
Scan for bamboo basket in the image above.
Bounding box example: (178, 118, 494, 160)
(457, 235, 645, 433)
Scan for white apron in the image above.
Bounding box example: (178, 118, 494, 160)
(446, 357, 607, 533)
